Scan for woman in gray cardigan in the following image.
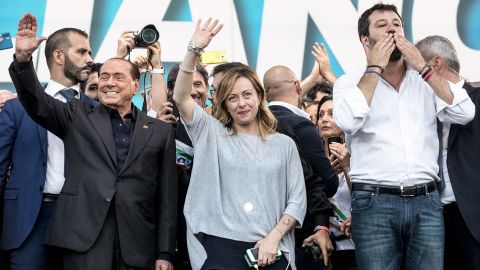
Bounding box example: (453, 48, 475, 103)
(172, 19, 307, 270)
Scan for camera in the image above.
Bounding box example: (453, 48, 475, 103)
(133, 24, 159, 47)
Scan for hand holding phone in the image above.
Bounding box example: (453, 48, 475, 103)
(245, 247, 282, 268)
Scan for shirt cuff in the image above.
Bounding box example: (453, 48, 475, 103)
(435, 81, 470, 112)
(12, 54, 33, 72)
(312, 212, 332, 227)
(157, 252, 174, 263)
(342, 86, 371, 118)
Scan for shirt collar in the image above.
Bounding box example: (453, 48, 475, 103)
(102, 104, 137, 121)
(455, 79, 465, 88)
(45, 79, 80, 98)
(269, 101, 311, 120)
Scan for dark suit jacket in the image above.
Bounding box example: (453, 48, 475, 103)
(0, 93, 96, 250)
(270, 105, 338, 239)
(447, 82, 480, 244)
(9, 59, 178, 268)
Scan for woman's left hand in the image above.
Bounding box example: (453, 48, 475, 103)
(255, 234, 280, 267)
(329, 142, 350, 174)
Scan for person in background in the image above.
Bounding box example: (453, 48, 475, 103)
(80, 62, 102, 101)
(317, 95, 356, 270)
(0, 90, 16, 112)
(416, 35, 480, 270)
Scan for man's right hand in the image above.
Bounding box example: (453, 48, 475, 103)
(364, 32, 395, 71)
(116, 30, 135, 59)
(15, 13, 47, 62)
(157, 102, 177, 124)
(302, 230, 334, 266)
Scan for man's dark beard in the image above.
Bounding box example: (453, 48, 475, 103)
(389, 46, 402, 62)
(64, 55, 89, 84)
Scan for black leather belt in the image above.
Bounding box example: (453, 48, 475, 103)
(42, 193, 58, 202)
(352, 181, 436, 197)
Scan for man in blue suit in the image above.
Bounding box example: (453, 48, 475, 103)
(0, 25, 96, 270)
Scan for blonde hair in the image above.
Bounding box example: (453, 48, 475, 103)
(214, 67, 277, 139)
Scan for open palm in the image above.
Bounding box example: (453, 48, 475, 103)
(15, 13, 47, 61)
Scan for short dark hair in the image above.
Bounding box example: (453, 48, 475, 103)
(44, 28, 88, 67)
(167, 63, 208, 91)
(100, 58, 140, 81)
(80, 62, 102, 92)
(305, 82, 333, 101)
(211, 62, 248, 78)
(357, 3, 403, 40)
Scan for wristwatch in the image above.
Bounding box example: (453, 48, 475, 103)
(188, 40, 204, 55)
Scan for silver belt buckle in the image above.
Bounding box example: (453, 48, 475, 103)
(400, 185, 415, 197)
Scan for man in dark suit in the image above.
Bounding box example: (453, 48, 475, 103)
(417, 35, 480, 270)
(0, 18, 98, 270)
(9, 13, 177, 270)
(263, 65, 339, 267)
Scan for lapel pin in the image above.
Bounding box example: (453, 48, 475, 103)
(143, 124, 149, 129)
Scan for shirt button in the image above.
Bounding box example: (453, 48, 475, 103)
(122, 138, 126, 142)
(106, 197, 112, 202)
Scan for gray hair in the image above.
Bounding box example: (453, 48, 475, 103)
(415, 35, 460, 73)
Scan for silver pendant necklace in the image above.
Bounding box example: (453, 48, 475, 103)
(236, 133, 260, 214)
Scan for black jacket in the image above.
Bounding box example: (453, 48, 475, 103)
(446, 82, 480, 244)
(270, 105, 338, 243)
(9, 59, 178, 268)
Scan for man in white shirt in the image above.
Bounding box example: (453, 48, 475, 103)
(0, 26, 94, 270)
(416, 35, 480, 270)
(333, 4, 475, 270)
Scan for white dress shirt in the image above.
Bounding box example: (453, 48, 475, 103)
(43, 80, 80, 194)
(333, 68, 474, 186)
(269, 101, 311, 120)
(440, 79, 465, 204)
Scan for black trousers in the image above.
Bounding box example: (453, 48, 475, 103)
(444, 202, 480, 270)
(62, 206, 147, 270)
(200, 234, 291, 270)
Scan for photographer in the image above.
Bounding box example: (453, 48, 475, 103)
(116, 29, 168, 114)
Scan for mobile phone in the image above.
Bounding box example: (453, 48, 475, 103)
(200, 50, 227, 65)
(327, 136, 344, 156)
(245, 248, 282, 267)
(0, 32, 13, 51)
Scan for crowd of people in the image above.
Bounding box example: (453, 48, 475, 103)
(0, 3, 479, 270)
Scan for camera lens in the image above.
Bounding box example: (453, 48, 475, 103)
(141, 28, 158, 45)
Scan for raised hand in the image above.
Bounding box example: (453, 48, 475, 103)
(116, 30, 135, 58)
(190, 18, 223, 50)
(312, 42, 336, 84)
(393, 33, 426, 72)
(132, 55, 148, 72)
(147, 42, 162, 69)
(15, 13, 47, 62)
(364, 32, 395, 70)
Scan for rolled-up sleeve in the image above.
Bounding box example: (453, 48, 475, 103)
(333, 74, 370, 135)
(435, 81, 475, 125)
